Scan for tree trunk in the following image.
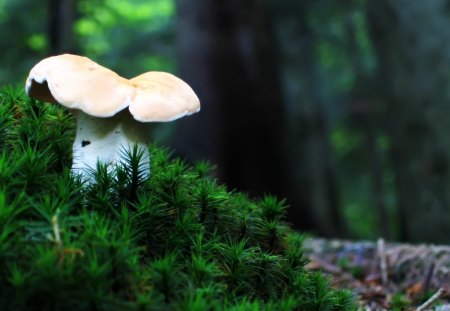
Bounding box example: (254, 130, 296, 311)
(367, 0, 413, 241)
(48, 0, 77, 54)
(174, 0, 316, 230)
(294, 9, 345, 236)
(345, 10, 389, 239)
(367, 0, 450, 242)
(315, 104, 345, 236)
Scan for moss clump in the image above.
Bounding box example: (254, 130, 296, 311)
(0, 86, 357, 310)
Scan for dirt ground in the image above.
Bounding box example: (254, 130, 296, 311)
(304, 238, 450, 310)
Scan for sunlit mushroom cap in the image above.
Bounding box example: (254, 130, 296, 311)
(25, 54, 134, 117)
(129, 72, 200, 122)
(25, 54, 200, 122)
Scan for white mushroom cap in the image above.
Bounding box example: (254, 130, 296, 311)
(25, 54, 200, 122)
(25, 54, 134, 117)
(129, 72, 200, 122)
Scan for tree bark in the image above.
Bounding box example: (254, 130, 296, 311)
(367, 0, 450, 242)
(293, 7, 345, 236)
(345, 9, 389, 239)
(366, 0, 412, 241)
(174, 0, 316, 230)
(48, 0, 77, 54)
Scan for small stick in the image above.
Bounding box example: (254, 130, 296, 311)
(51, 214, 61, 246)
(422, 263, 435, 293)
(377, 238, 388, 285)
(416, 288, 445, 311)
(46, 209, 62, 247)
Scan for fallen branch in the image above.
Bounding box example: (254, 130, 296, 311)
(416, 288, 445, 311)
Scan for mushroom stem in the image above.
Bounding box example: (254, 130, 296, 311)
(71, 110, 150, 182)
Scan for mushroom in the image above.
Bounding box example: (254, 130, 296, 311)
(25, 54, 200, 182)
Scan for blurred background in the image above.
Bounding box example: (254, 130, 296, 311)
(2, 0, 450, 243)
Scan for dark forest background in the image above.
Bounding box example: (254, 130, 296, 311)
(2, 0, 450, 243)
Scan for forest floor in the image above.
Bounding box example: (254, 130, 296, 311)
(304, 238, 450, 310)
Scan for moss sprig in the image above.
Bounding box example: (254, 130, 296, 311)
(0, 87, 357, 310)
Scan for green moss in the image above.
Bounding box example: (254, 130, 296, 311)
(0, 86, 357, 310)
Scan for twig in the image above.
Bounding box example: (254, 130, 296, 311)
(308, 255, 342, 273)
(51, 213, 61, 246)
(377, 238, 388, 285)
(46, 209, 62, 247)
(423, 263, 435, 293)
(416, 288, 445, 311)
(46, 210, 84, 265)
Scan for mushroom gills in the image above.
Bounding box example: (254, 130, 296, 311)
(71, 109, 150, 181)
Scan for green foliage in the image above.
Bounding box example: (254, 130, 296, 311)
(391, 293, 411, 311)
(76, 0, 176, 77)
(0, 0, 176, 86)
(0, 87, 357, 310)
